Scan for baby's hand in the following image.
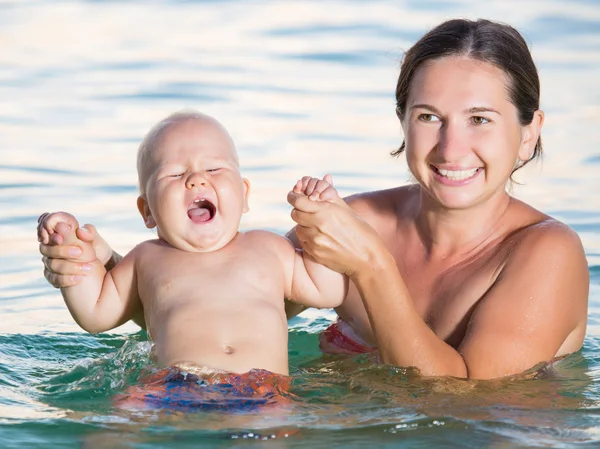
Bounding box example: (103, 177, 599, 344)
(293, 174, 340, 202)
(54, 222, 97, 263)
(38, 212, 97, 263)
(37, 212, 80, 245)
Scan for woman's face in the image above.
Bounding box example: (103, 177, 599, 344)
(401, 56, 540, 210)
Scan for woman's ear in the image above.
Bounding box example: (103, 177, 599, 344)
(242, 178, 251, 213)
(518, 110, 544, 162)
(137, 196, 156, 228)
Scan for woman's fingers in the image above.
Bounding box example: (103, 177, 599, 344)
(44, 268, 83, 288)
(290, 208, 309, 227)
(37, 213, 53, 244)
(290, 193, 381, 277)
(42, 252, 91, 278)
(39, 242, 82, 259)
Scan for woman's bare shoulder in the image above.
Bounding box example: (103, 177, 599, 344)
(345, 185, 417, 216)
(508, 198, 577, 238)
(505, 198, 587, 268)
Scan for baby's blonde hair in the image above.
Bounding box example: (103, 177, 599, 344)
(136, 110, 237, 195)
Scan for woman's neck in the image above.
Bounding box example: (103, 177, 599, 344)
(414, 188, 512, 260)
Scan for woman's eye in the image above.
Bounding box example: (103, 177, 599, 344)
(472, 116, 490, 125)
(206, 168, 220, 173)
(418, 113, 440, 123)
(171, 173, 184, 178)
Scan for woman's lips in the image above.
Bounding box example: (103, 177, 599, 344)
(431, 165, 482, 185)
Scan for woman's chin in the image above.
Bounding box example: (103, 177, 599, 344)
(425, 188, 485, 211)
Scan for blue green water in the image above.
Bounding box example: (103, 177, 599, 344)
(1, 0, 599, 447)
(4, 326, 600, 447)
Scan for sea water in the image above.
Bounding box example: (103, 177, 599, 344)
(1, 1, 599, 447)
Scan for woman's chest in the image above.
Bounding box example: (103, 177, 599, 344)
(398, 242, 506, 347)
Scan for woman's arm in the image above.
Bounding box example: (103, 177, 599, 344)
(288, 193, 465, 375)
(457, 223, 588, 378)
(352, 247, 468, 377)
(287, 193, 589, 379)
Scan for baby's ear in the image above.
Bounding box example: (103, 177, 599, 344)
(242, 178, 251, 213)
(137, 196, 156, 228)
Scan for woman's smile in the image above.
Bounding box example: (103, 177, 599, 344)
(430, 165, 483, 186)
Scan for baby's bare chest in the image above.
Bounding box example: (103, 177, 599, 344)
(136, 244, 285, 312)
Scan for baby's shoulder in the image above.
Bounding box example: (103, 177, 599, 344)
(127, 239, 166, 257)
(242, 229, 290, 246)
(241, 230, 295, 259)
(132, 238, 161, 249)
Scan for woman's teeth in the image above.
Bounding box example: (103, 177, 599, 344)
(437, 167, 479, 180)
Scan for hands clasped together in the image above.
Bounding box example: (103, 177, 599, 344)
(38, 174, 375, 287)
(288, 175, 381, 278)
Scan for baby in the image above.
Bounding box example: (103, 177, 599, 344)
(45, 110, 347, 378)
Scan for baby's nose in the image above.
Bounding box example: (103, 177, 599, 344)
(185, 172, 207, 189)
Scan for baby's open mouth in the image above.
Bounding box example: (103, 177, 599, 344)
(187, 199, 216, 223)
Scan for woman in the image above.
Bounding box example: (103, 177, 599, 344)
(39, 19, 589, 380)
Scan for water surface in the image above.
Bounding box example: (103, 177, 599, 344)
(1, 0, 599, 447)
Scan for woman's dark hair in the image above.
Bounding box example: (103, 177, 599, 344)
(393, 18, 542, 175)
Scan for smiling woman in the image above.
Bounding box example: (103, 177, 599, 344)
(402, 56, 542, 210)
(286, 18, 589, 379)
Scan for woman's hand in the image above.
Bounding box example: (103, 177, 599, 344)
(37, 212, 114, 288)
(287, 187, 384, 278)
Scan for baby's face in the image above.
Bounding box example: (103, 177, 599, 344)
(138, 118, 249, 252)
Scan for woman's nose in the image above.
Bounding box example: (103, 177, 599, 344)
(437, 122, 469, 161)
(185, 172, 207, 189)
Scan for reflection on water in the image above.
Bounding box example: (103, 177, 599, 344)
(1, 0, 599, 447)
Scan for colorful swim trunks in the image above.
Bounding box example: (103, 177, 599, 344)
(319, 319, 377, 355)
(114, 366, 292, 412)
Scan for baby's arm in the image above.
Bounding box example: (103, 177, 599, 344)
(286, 176, 348, 308)
(38, 211, 118, 268)
(57, 222, 141, 334)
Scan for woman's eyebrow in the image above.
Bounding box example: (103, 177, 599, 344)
(411, 103, 441, 114)
(410, 104, 502, 116)
(468, 106, 501, 115)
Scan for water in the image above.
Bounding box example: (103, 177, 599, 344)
(1, 0, 599, 447)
